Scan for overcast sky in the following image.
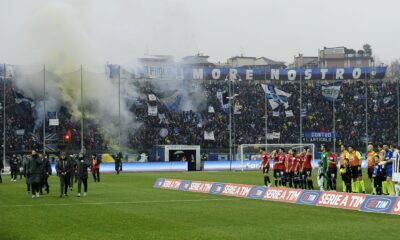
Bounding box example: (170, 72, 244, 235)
(0, 0, 399, 67)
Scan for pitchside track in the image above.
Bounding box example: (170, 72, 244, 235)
(0, 171, 399, 240)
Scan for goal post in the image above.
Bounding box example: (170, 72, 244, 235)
(238, 143, 315, 171)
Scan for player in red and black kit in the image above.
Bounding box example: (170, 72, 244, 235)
(286, 149, 299, 188)
(260, 149, 272, 187)
(297, 150, 305, 189)
(302, 147, 314, 190)
(280, 148, 288, 187)
(273, 148, 285, 187)
(327, 147, 338, 191)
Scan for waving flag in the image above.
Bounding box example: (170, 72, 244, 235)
(217, 91, 230, 113)
(321, 81, 342, 101)
(160, 90, 182, 111)
(261, 84, 291, 110)
(12, 88, 35, 108)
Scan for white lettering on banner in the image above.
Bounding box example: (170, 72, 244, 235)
(162, 180, 181, 189)
(317, 193, 365, 209)
(311, 132, 333, 138)
(288, 70, 296, 81)
(320, 69, 328, 79)
(376, 201, 389, 209)
(190, 68, 377, 81)
(246, 69, 253, 80)
(393, 200, 400, 213)
(350, 195, 365, 207)
(304, 69, 312, 80)
(264, 189, 281, 200)
(222, 185, 252, 197)
(193, 68, 203, 79)
(189, 182, 213, 192)
(229, 69, 238, 80)
(319, 193, 343, 206)
(271, 69, 280, 80)
(263, 189, 301, 202)
(287, 191, 301, 201)
(339, 196, 349, 207)
(336, 68, 345, 79)
(352, 68, 362, 79)
(211, 69, 221, 79)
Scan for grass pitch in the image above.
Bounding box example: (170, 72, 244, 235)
(0, 170, 399, 240)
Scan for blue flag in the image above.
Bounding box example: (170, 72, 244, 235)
(261, 84, 291, 110)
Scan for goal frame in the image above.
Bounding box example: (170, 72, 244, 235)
(238, 143, 315, 172)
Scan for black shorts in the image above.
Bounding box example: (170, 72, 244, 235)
(328, 167, 337, 179)
(367, 168, 374, 179)
(303, 168, 312, 178)
(350, 166, 362, 178)
(262, 166, 270, 174)
(291, 171, 300, 180)
(273, 169, 281, 179)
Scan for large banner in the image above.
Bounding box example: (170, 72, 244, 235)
(184, 67, 386, 81)
(154, 178, 400, 215)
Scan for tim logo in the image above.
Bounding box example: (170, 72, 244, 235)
(361, 196, 396, 213)
(210, 183, 225, 194)
(153, 178, 165, 188)
(297, 191, 321, 205)
(248, 186, 267, 199)
(179, 180, 192, 191)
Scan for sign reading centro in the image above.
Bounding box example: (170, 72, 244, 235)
(154, 178, 400, 215)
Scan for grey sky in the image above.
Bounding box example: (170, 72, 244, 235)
(0, 0, 399, 67)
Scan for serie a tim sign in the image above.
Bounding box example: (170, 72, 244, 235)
(184, 66, 386, 81)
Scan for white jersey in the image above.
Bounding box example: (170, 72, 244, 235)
(392, 149, 400, 182)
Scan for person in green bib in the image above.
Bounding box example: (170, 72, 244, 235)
(320, 144, 329, 189)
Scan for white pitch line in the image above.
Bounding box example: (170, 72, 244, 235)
(0, 198, 238, 208)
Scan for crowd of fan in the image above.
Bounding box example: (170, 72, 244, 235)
(1, 78, 399, 155)
(0, 80, 107, 154)
(129, 79, 399, 152)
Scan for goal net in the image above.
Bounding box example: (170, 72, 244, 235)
(238, 143, 315, 171)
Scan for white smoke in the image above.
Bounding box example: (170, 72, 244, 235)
(0, 0, 201, 150)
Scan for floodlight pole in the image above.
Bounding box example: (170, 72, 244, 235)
(299, 71, 303, 145)
(81, 65, 84, 152)
(118, 65, 121, 152)
(43, 64, 46, 155)
(333, 73, 336, 154)
(396, 67, 400, 147)
(228, 76, 232, 171)
(365, 69, 368, 153)
(264, 69, 268, 146)
(2, 64, 6, 168)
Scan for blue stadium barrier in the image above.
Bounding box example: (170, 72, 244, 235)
(51, 161, 188, 173)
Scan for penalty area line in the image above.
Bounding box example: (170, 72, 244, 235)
(0, 198, 239, 208)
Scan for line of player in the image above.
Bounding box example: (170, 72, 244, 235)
(260, 144, 400, 196)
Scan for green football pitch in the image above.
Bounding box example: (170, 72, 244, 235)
(0, 171, 399, 240)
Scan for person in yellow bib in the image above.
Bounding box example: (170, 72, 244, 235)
(366, 144, 376, 194)
(348, 145, 365, 193)
(339, 144, 349, 192)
